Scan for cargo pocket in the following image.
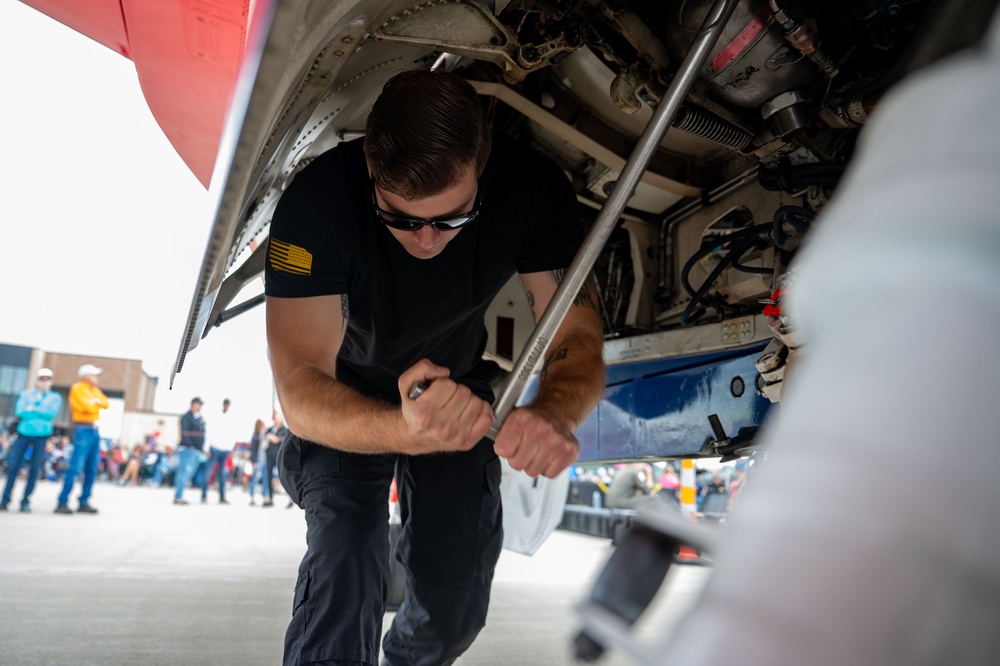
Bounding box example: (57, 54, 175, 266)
(277, 436, 305, 507)
(299, 439, 342, 495)
(284, 567, 312, 660)
(292, 567, 311, 615)
(473, 457, 504, 581)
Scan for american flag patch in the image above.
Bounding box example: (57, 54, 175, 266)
(269, 239, 312, 275)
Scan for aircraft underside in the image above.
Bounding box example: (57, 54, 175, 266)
(159, 0, 995, 464)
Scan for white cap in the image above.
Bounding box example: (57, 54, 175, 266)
(78, 363, 103, 377)
(37, 368, 53, 379)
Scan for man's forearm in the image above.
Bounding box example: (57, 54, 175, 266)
(531, 324, 605, 430)
(277, 366, 411, 454)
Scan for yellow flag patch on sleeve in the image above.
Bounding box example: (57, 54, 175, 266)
(269, 239, 313, 275)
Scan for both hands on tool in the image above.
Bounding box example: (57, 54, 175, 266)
(400, 359, 579, 478)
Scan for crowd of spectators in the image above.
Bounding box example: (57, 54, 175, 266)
(4, 402, 756, 518)
(0, 404, 290, 509)
(568, 459, 752, 517)
(0, 431, 72, 485)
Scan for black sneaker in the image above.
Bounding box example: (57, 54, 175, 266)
(0, 504, 8, 512)
(19, 505, 30, 513)
(219, 498, 230, 505)
(77, 504, 99, 514)
(54, 504, 73, 514)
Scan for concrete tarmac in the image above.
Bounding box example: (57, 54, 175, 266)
(0, 478, 710, 665)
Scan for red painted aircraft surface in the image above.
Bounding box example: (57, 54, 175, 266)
(21, 0, 253, 187)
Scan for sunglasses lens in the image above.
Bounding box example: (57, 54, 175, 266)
(377, 212, 476, 232)
(372, 180, 481, 232)
(377, 213, 421, 231)
(431, 214, 475, 230)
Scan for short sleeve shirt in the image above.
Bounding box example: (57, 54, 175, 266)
(264, 138, 582, 402)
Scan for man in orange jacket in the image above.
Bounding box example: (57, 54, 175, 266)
(56, 363, 109, 514)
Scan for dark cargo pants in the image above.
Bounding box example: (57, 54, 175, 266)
(278, 434, 503, 666)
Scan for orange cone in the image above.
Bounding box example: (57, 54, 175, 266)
(676, 543, 700, 562)
(674, 479, 709, 564)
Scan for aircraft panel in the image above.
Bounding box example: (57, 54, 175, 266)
(581, 344, 771, 461)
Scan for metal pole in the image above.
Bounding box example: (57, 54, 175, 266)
(487, 0, 739, 439)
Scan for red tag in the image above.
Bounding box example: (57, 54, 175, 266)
(713, 4, 773, 72)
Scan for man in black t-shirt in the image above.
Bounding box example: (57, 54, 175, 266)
(265, 70, 605, 666)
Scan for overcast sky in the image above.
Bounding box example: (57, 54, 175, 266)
(1, 2, 275, 426)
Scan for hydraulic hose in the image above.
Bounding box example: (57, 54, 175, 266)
(681, 231, 771, 326)
(678, 205, 813, 326)
(772, 205, 815, 247)
(680, 222, 774, 299)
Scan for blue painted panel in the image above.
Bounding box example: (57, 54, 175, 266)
(577, 343, 772, 461)
(603, 346, 767, 385)
(594, 382, 635, 460)
(573, 392, 602, 456)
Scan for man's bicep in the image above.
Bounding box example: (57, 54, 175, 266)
(518, 270, 559, 323)
(518, 269, 601, 328)
(265, 294, 346, 381)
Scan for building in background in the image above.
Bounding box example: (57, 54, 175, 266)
(0, 342, 180, 448)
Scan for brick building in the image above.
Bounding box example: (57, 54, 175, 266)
(0, 342, 179, 447)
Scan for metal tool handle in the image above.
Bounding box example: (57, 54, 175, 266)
(485, 0, 739, 441)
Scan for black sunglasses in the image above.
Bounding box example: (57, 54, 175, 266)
(371, 181, 483, 232)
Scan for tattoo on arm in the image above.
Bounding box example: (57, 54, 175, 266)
(551, 269, 600, 310)
(340, 294, 349, 333)
(540, 347, 569, 385)
(526, 290, 536, 321)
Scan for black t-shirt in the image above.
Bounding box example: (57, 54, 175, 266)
(264, 138, 582, 403)
(264, 425, 289, 462)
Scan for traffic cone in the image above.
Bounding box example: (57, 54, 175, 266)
(387, 478, 405, 610)
(674, 510, 702, 564)
(675, 461, 708, 564)
(388, 478, 400, 524)
(676, 542, 700, 562)
(673, 499, 711, 566)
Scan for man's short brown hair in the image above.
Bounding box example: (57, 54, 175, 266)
(364, 70, 491, 200)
